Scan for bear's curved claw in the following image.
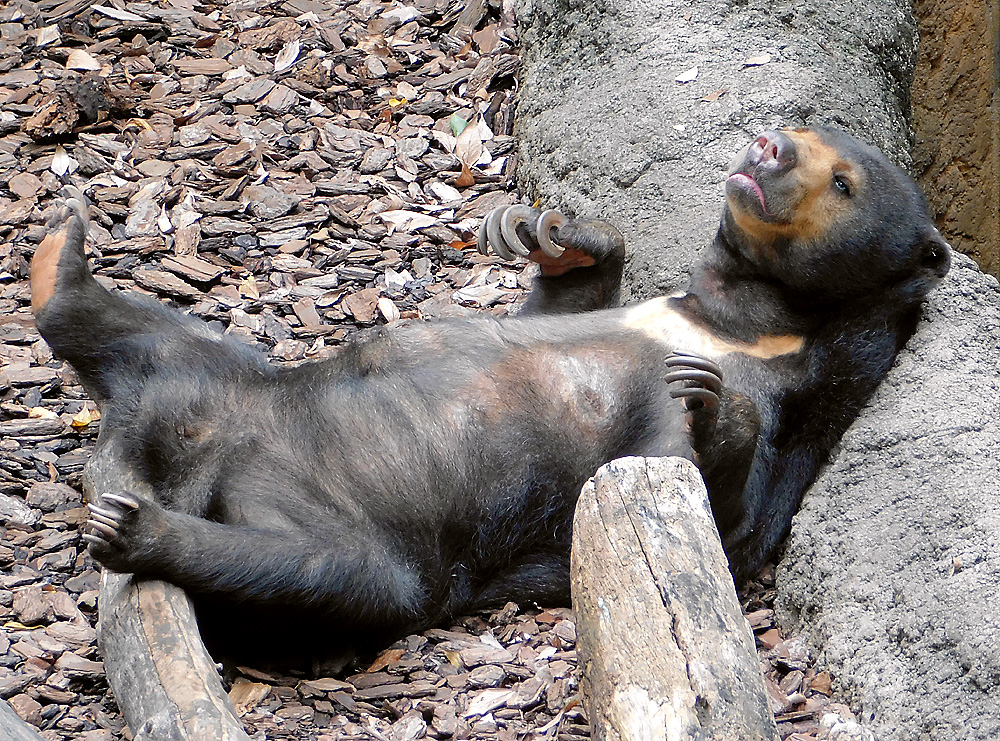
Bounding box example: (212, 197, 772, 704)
(477, 205, 567, 262)
(499, 205, 535, 257)
(475, 212, 491, 256)
(60, 185, 90, 224)
(536, 209, 566, 258)
(666, 353, 724, 413)
(87, 520, 118, 540)
(669, 384, 720, 413)
(85, 492, 140, 548)
(666, 353, 723, 379)
(87, 506, 120, 527)
(82, 533, 108, 548)
(102, 492, 139, 510)
(478, 207, 516, 260)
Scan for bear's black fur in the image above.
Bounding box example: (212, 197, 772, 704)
(30, 127, 949, 655)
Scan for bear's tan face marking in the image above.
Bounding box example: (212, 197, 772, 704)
(728, 129, 864, 246)
(30, 224, 71, 314)
(621, 297, 804, 360)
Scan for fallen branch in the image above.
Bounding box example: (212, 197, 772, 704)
(84, 436, 249, 741)
(571, 456, 779, 740)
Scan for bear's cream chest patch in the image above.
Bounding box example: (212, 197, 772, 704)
(621, 297, 804, 360)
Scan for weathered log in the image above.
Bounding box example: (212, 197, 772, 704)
(0, 698, 46, 741)
(571, 456, 778, 741)
(83, 434, 250, 741)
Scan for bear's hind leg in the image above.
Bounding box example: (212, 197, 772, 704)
(31, 190, 265, 401)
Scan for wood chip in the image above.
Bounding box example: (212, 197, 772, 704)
(66, 50, 102, 71)
(162, 255, 225, 283)
(228, 678, 271, 716)
(173, 58, 232, 76)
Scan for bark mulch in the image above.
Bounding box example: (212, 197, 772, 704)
(0, 0, 866, 739)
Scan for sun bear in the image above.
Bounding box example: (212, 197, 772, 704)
(29, 127, 949, 653)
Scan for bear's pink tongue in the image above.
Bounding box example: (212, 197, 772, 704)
(728, 173, 769, 214)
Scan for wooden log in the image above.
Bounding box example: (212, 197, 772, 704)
(571, 456, 779, 741)
(0, 699, 46, 741)
(83, 434, 250, 741)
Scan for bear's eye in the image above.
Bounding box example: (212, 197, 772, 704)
(833, 175, 852, 196)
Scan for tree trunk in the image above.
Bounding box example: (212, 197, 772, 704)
(83, 434, 250, 741)
(571, 456, 778, 741)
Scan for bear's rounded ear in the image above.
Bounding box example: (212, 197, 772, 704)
(919, 227, 951, 278)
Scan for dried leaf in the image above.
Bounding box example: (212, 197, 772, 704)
(366, 647, 405, 673)
(464, 688, 514, 718)
(2, 622, 44, 631)
(454, 283, 507, 307)
(744, 53, 773, 67)
(449, 113, 469, 137)
(376, 297, 400, 323)
(675, 66, 698, 83)
(92, 4, 147, 22)
(475, 118, 495, 142)
(66, 50, 102, 72)
(157, 206, 173, 234)
(383, 6, 421, 23)
(454, 119, 484, 168)
(432, 129, 458, 153)
(479, 631, 504, 651)
(455, 163, 476, 188)
(701, 88, 729, 102)
(274, 39, 300, 74)
(50, 145, 75, 176)
(428, 182, 462, 203)
(71, 407, 93, 429)
(378, 210, 440, 232)
(239, 277, 260, 300)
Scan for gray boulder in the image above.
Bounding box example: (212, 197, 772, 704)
(776, 254, 1000, 741)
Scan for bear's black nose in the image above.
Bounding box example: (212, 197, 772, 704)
(748, 131, 797, 172)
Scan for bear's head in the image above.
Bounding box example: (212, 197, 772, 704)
(721, 127, 950, 306)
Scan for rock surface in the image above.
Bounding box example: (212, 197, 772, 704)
(912, 0, 1000, 275)
(515, 0, 919, 300)
(777, 254, 1000, 741)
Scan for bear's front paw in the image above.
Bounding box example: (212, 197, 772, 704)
(84, 492, 161, 574)
(478, 205, 624, 277)
(478, 204, 566, 261)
